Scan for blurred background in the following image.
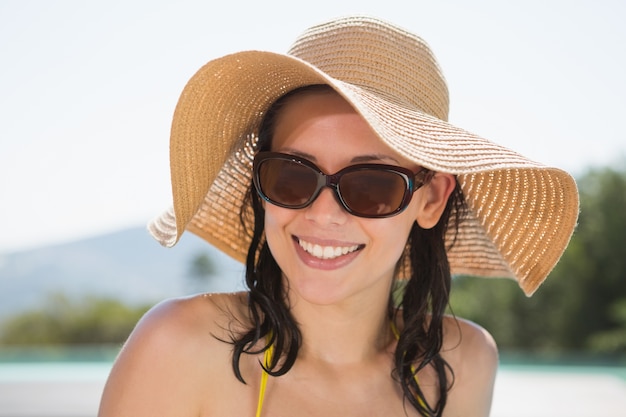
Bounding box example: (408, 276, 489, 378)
(1, 1, 625, 416)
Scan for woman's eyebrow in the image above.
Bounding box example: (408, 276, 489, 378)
(278, 148, 315, 160)
(350, 154, 400, 164)
(274, 148, 400, 165)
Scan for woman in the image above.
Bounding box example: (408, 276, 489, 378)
(98, 16, 579, 417)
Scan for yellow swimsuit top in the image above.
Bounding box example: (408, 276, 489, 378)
(255, 344, 273, 417)
(255, 324, 424, 417)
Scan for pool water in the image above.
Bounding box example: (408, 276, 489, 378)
(1, 358, 625, 417)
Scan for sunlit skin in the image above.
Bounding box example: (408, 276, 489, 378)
(97, 90, 498, 417)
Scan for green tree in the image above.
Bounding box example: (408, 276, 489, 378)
(187, 252, 217, 293)
(0, 293, 151, 345)
(556, 165, 626, 354)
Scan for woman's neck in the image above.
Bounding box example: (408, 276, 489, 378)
(288, 286, 396, 366)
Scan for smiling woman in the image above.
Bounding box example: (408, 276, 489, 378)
(97, 15, 579, 417)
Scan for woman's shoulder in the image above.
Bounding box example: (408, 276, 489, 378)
(126, 291, 257, 367)
(440, 315, 499, 416)
(442, 315, 498, 359)
(123, 292, 250, 349)
(441, 315, 498, 378)
(138, 291, 250, 337)
(98, 292, 253, 416)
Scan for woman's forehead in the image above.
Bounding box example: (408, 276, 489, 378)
(270, 91, 418, 170)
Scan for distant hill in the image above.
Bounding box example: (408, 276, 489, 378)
(0, 227, 245, 319)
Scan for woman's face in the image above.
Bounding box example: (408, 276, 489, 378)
(263, 90, 426, 308)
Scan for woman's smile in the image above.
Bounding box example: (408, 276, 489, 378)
(291, 234, 365, 271)
(295, 236, 363, 260)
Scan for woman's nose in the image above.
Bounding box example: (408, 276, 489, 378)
(303, 187, 348, 225)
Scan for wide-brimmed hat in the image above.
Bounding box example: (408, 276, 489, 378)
(149, 15, 579, 296)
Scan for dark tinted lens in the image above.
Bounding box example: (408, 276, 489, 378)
(258, 159, 319, 207)
(339, 169, 407, 216)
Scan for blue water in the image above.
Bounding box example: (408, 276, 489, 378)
(0, 361, 111, 382)
(1, 360, 625, 383)
(1, 346, 625, 385)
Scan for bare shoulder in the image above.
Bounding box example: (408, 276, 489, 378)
(142, 291, 250, 338)
(442, 315, 498, 362)
(440, 315, 499, 417)
(121, 291, 250, 355)
(98, 292, 252, 417)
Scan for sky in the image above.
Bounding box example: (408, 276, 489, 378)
(1, 0, 624, 254)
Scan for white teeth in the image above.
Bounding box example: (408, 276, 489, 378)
(298, 239, 360, 259)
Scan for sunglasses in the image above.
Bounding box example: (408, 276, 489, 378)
(252, 152, 433, 218)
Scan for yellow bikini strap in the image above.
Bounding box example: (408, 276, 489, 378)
(255, 344, 273, 417)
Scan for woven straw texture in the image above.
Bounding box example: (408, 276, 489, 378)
(149, 16, 579, 296)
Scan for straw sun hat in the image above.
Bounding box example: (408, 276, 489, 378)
(149, 15, 579, 296)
